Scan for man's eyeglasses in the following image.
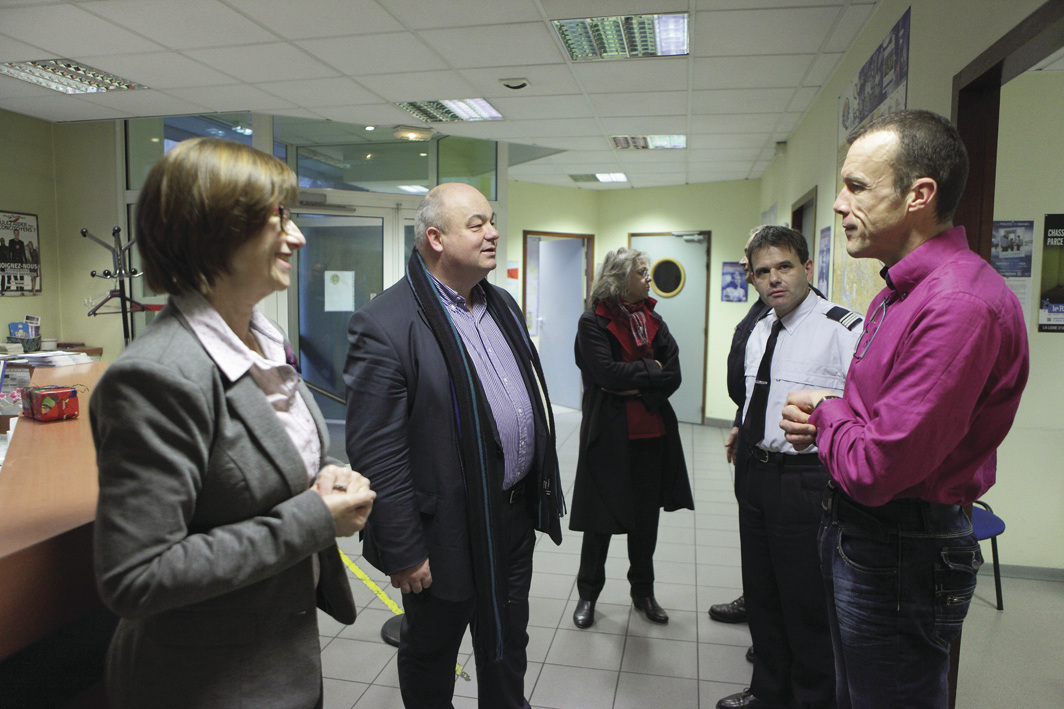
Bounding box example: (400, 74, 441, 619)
(276, 205, 290, 232)
(853, 295, 896, 360)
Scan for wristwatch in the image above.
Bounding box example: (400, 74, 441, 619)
(814, 395, 841, 412)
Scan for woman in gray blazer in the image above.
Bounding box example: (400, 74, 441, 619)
(91, 138, 375, 709)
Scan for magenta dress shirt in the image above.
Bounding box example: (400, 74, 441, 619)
(810, 227, 1029, 507)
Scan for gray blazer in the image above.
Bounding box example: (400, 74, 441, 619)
(91, 303, 355, 709)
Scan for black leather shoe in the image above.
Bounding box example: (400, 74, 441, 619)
(632, 595, 668, 624)
(716, 689, 771, 708)
(746, 645, 755, 663)
(709, 594, 747, 623)
(573, 599, 595, 629)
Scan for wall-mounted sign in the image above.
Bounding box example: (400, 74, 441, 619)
(0, 211, 41, 295)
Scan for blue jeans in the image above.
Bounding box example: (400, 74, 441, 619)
(819, 484, 982, 709)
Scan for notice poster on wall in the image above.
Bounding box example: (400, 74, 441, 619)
(817, 226, 832, 298)
(833, 7, 910, 315)
(0, 211, 41, 295)
(1039, 214, 1064, 332)
(992, 220, 1033, 327)
(721, 262, 747, 302)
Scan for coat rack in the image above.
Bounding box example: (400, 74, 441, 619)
(83, 226, 152, 347)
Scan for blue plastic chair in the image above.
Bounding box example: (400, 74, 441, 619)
(971, 500, 1006, 610)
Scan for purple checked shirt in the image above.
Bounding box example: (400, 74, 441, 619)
(431, 276, 535, 490)
(810, 227, 1029, 507)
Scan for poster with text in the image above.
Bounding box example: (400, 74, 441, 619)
(833, 7, 910, 315)
(992, 220, 1033, 327)
(817, 226, 832, 298)
(1039, 213, 1064, 332)
(0, 211, 41, 295)
(721, 262, 747, 302)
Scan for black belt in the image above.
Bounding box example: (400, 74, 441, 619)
(822, 480, 962, 537)
(750, 447, 821, 466)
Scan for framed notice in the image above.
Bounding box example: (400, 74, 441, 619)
(0, 211, 41, 295)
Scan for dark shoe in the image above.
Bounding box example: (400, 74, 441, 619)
(573, 599, 595, 629)
(746, 645, 755, 663)
(632, 595, 668, 624)
(716, 689, 770, 709)
(709, 594, 747, 623)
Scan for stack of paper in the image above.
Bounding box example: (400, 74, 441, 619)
(19, 351, 93, 367)
(0, 343, 24, 355)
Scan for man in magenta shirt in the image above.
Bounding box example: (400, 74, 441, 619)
(781, 110, 1029, 708)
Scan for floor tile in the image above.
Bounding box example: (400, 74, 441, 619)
(545, 628, 626, 671)
(613, 672, 698, 709)
(621, 635, 699, 679)
(530, 664, 618, 709)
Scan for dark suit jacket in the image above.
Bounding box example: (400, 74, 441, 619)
(569, 306, 694, 534)
(91, 303, 355, 709)
(344, 276, 563, 602)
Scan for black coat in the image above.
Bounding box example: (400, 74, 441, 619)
(569, 306, 694, 534)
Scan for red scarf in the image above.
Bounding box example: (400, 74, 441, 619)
(596, 299, 666, 439)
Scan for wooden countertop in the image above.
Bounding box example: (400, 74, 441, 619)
(0, 362, 106, 559)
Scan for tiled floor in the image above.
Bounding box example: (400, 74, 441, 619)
(321, 408, 1064, 708)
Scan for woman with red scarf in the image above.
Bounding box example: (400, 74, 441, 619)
(570, 248, 694, 629)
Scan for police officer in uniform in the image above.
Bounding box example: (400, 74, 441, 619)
(716, 225, 861, 709)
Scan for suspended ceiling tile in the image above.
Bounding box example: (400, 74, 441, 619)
(0, 73, 55, 99)
(688, 133, 768, 150)
(692, 55, 814, 89)
(686, 147, 762, 161)
(226, 0, 404, 39)
(618, 161, 690, 174)
(460, 64, 583, 98)
(0, 4, 162, 56)
(689, 113, 782, 133)
(377, 0, 544, 30)
(691, 7, 839, 57)
(589, 91, 687, 117)
(313, 102, 413, 126)
(297, 32, 447, 75)
(630, 174, 688, 188)
(76, 51, 236, 89)
(786, 86, 820, 113)
(184, 43, 338, 83)
(824, 3, 877, 53)
(806, 53, 844, 86)
(600, 115, 686, 135)
(82, 0, 275, 50)
(523, 136, 610, 151)
(504, 117, 602, 138)
(541, 0, 683, 20)
(80, 89, 211, 117)
(256, 77, 382, 108)
(0, 93, 129, 122)
(490, 94, 595, 121)
(355, 70, 478, 103)
(164, 83, 296, 112)
(419, 23, 565, 69)
(572, 57, 688, 93)
(691, 87, 793, 114)
(0, 33, 48, 63)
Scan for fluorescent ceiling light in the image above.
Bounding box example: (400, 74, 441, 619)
(0, 59, 148, 94)
(396, 98, 503, 122)
(553, 13, 688, 61)
(393, 125, 434, 141)
(398, 185, 429, 194)
(596, 173, 628, 183)
(612, 135, 686, 150)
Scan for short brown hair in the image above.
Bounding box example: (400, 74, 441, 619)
(136, 137, 298, 295)
(848, 109, 968, 224)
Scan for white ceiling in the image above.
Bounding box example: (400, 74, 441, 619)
(0, 0, 881, 190)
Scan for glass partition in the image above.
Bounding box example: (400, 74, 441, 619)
(437, 135, 497, 200)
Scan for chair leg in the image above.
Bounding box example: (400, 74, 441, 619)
(990, 536, 1003, 611)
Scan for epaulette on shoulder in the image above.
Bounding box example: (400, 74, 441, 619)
(825, 305, 863, 331)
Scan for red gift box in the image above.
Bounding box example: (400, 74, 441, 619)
(21, 385, 80, 421)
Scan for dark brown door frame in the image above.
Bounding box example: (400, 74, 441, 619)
(948, 3, 1064, 707)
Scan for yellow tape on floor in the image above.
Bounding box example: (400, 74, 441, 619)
(338, 550, 470, 681)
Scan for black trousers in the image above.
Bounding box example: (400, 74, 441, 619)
(397, 492, 536, 709)
(577, 436, 664, 601)
(737, 453, 835, 709)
